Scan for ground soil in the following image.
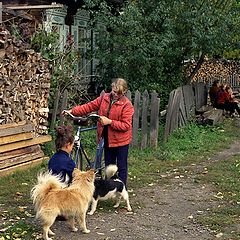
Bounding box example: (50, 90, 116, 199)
(34, 139, 240, 240)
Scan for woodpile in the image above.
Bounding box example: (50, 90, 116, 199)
(0, 27, 53, 176)
(0, 121, 51, 177)
(0, 27, 51, 135)
(186, 59, 240, 81)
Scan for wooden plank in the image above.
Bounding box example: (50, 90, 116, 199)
(0, 120, 26, 130)
(0, 132, 34, 145)
(0, 156, 49, 177)
(178, 88, 186, 127)
(0, 150, 44, 169)
(164, 88, 181, 142)
(0, 145, 41, 161)
(0, 124, 34, 137)
(132, 90, 141, 147)
(6, 4, 64, 10)
(193, 83, 208, 110)
(182, 85, 195, 121)
(164, 90, 176, 142)
(150, 91, 160, 148)
(169, 88, 181, 134)
(0, 135, 52, 153)
(141, 90, 149, 149)
(0, 2, 2, 24)
(125, 90, 132, 102)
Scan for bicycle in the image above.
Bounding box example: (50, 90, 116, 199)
(63, 111, 104, 175)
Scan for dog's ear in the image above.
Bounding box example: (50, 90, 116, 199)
(86, 169, 95, 182)
(73, 168, 80, 178)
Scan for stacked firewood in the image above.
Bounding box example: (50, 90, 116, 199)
(186, 59, 240, 81)
(0, 27, 51, 135)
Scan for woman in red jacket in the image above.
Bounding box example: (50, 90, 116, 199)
(63, 78, 134, 186)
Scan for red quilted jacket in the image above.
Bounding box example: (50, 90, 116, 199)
(71, 93, 134, 147)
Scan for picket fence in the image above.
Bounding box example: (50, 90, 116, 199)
(50, 89, 160, 149)
(164, 83, 208, 141)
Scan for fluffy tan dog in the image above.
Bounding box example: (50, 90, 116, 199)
(31, 168, 95, 240)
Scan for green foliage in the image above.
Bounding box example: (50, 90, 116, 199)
(31, 30, 59, 60)
(30, 29, 84, 109)
(86, 0, 239, 107)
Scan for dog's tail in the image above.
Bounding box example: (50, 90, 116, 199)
(31, 171, 66, 212)
(105, 164, 118, 179)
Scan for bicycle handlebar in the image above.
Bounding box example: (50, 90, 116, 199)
(63, 111, 100, 125)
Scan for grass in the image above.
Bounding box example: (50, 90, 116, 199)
(0, 118, 240, 239)
(197, 155, 240, 239)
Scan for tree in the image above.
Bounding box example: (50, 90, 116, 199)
(86, 0, 239, 107)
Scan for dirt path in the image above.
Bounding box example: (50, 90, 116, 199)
(36, 140, 239, 240)
(47, 180, 213, 240)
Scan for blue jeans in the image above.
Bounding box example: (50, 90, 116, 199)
(104, 144, 129, 186)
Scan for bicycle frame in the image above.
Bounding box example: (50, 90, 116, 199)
(71, 125, 104, 172)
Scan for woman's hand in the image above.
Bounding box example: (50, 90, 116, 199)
(61, 109, 72, 116)
(100, 116, 112, 125)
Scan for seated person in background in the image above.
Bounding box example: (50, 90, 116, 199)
(48, 125, 76, 184)
(216, 84, 240, 117)
(209, 80, 220, 107)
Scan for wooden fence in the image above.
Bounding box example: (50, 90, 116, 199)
(51, 89, 160, 149)
(164, 83, 208, 141)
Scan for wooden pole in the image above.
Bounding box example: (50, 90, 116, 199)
(5, 4, 63, 10)
(0, 2, 2, 24)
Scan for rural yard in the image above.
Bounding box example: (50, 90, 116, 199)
(27, 140, 240, 240)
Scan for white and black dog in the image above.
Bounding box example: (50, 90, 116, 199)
(88, 164, 132, 215)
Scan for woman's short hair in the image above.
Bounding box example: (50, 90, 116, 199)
(111, 78, 128, 95)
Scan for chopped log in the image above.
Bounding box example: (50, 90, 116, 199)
(196, 105, 213, 114)
(202, 108, 223, 125)
(0, 132, 34, 145)
(0, 145, 41, 161)
(0, 156, 49, 177)
(0, 135, 52, 153)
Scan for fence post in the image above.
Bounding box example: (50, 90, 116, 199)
(125, 90, 132, 101)
(132, 90, 141, 147)
(141, 90, 149, 149)
(164, 89, 181, 142)
(60, 89, 68, 124)
(0, 2, 2, 24)
(149, 91, 160, 147)
(50, 89, 60, 130)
